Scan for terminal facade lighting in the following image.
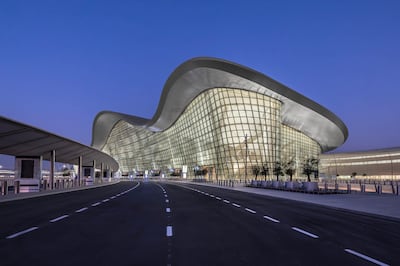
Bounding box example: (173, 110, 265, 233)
(91, 57, 348, 180)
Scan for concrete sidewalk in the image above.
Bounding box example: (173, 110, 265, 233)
(0, 180, 120, 203)
(178, 181, 400, 220)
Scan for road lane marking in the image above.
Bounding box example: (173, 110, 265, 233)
(165, 194, 168, 197)
(223, 200, 230, 204)
(75, 207, 88, 213)
(166, 226, 173, 237)
(292, 227, 319, 239)
(245, 208, 256, 214)
(232, 203, 241, 208)
(50, 215, 69, 223)
(92, 202, 101, 207)
(166, 208, 171, 213)
(210, 194, 215, 198)
(204, 193, 209, 196)
(263, 215, 280, 223)
(6, 227, 39, 239)
(165, 199, 169, 203)
(102, 199, 110, 202)
(110, 196, 116, 199)
(215, 197, 221, 200)
(344, 249, 389, 266)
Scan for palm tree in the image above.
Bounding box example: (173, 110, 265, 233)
(302, 158, 319, 182)
(284, 160, 296, 182)
(273, 162, 283, 181)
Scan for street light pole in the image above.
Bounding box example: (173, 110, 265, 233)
(245, 134, 248, 184)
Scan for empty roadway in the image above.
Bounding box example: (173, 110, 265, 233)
(0, 180, 398, 265)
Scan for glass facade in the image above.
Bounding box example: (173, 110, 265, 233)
(102, 88, 321, 180)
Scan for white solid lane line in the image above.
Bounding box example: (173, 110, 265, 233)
(245, 208, 256, 214)
(344, 249, 389, 266)
(223, 200, 230, 204)
(292, 227, 319, 239)
(166, 208, 171, 213)
(232, 203, 241, 208)
(92, 202, 101, 207)
(75, 207, 88, 213)
(166, 226, 173, 237)
(50, 215, 69, 223)
(263, 215, 280, 223)
(6, 227, 39, 239)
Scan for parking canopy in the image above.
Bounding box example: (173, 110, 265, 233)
(0, 116, 118, 170)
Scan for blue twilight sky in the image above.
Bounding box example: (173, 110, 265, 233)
(0, 0, 399, 154)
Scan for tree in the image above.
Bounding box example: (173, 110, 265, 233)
(273, 162, 283, 181)
(302, 158, 319, 182)
(252, 166, 260, 180)
(261, 164, 269, 181)
(284, 160, 296, 182)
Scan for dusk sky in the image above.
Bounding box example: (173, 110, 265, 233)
(1, 0, 399, 154)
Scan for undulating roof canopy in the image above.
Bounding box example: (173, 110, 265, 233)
(92, 57, 348, 152)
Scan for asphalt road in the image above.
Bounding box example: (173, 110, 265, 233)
(0, 180, 399, 265)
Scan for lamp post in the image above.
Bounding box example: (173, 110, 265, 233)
(244, 134, 248, 184)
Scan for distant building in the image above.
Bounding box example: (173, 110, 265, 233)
(320, 147, 400, 180)
(91, 57, 348, 180)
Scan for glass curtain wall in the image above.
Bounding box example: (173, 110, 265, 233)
(102, 88, 321, 180)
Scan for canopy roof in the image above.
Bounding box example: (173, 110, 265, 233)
(92, 57, 348, 152)
(0, 116, 119, 170)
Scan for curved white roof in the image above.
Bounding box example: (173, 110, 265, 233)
(92, 57, 348, 152)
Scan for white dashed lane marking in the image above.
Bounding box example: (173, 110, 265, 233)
(223, 200, 230, 204)
(245, 208, 256, 214)
(102, 199, 110, 202)
(263, 215, 280, 223)
(344, 249, 389, 266)
(166, 199, 169, 203)
(166, 208, 171, 213)
(91, 202, 101, 207)
(166, 226, 173, 237)
(292, 227, 319, 239)
(50, 215, 69, 223)
(232, 203, 241, 208)
(75, 207, 88, 213)
(6, 227, 39, 239)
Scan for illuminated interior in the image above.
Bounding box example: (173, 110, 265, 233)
(102, 88, 321, 180)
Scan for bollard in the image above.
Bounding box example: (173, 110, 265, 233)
(361, 184, 365, 193)
(14, 180, 20, 194)
(347, 183, 351, 194)
(43, 179, 47, 191)
(324, 182, 328, 191)
(1, 180, 8, 195)
(377, 184, 382, 194)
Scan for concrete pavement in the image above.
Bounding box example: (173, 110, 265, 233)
(2, 177, 399, 220)
(178, 181, 400, 220)
(0, 180, 120, 203)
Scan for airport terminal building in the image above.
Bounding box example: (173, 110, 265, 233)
(91, 58, 348, 181)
